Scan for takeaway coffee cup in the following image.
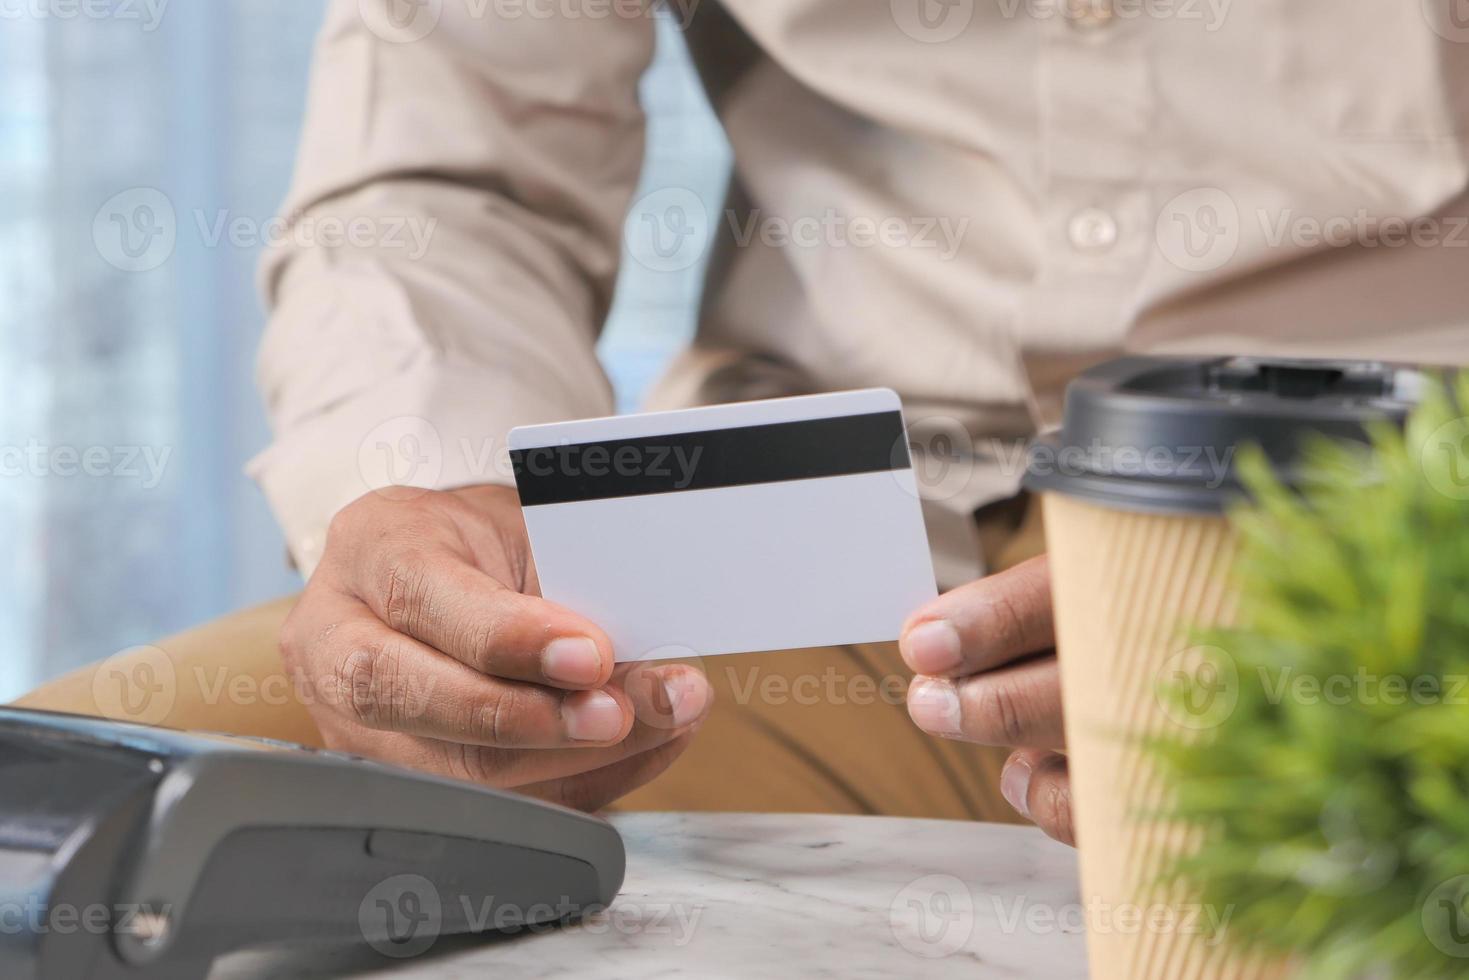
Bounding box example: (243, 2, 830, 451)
(1023, 356, 1421, 980)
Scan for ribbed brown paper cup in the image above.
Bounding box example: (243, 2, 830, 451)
(1024, 357, 1422, 980)
(1045, 494, 1279, 978)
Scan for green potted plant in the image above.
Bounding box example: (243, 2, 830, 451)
(1152, 373, 1469, 978)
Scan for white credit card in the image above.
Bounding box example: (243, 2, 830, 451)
(508, 389, 938, 662)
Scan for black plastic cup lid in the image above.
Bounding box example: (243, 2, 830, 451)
(1022, 356, 1426, 515)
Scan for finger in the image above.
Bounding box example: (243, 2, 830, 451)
(900, 555, 1054, 677)
(906, 653, 1065, 749)
(310, 601, 635, 748)
(342, 540, 615, 690)
(1002, 748, 1075, 847)
(424, 663, 713, 788)
(612, 661, 716, 733)
(518, 732, 699, 813)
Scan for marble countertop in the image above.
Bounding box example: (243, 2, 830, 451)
(215, 812, 1086, 979)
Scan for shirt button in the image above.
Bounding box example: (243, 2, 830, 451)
(1067, 0, 1115, 31)
(1068, 208, 1119, 252)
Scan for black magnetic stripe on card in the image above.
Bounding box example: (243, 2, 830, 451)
(511, 410, 911, 506)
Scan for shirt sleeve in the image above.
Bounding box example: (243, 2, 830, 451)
(248, 1, 655, 575)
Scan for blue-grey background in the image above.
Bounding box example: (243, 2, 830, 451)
(0, 3, 729, 700)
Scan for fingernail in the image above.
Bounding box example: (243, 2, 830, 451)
(907, 677, 963, 737)
(564, 690, 625, 742)
(543, 637, 604, 686)
(663, 673, 710, 728)
(901, 620, 963, 674)
(1001, 756, 1033, 818)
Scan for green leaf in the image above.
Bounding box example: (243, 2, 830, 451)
(1146, 377, 1469, 977)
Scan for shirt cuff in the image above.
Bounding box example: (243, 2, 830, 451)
(248, 357, 611, 579)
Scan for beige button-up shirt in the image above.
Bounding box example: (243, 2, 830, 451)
(252, 0, 1469, 581)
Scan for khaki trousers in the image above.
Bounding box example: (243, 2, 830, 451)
(14, 504, 1044, 821)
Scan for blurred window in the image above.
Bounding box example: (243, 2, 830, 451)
(0, 6, 725, 698)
